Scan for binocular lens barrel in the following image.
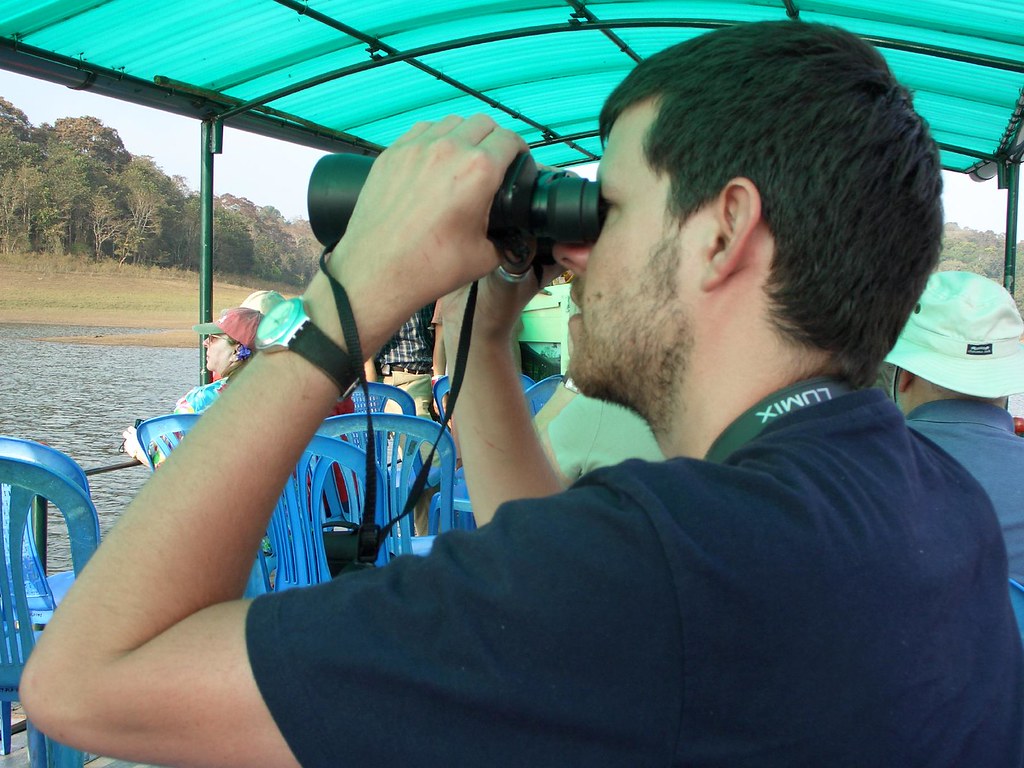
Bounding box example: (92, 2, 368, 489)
(307, 152, 603, 250)
(307, 153, 375, 247)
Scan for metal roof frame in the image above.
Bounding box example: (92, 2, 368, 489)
(1, 2, 1021, 168)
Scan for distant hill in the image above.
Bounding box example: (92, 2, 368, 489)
(0, 96, 321, 286)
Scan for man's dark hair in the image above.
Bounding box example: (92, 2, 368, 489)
(600, 21, 943, 389)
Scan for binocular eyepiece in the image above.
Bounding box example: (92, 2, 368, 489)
(307, 152, 604, 272)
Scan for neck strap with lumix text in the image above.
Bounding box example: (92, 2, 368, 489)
(704, 377, 852, 464)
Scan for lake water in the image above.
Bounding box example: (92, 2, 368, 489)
(1, 321, 1022, 573)
(0, 322, 197, 571)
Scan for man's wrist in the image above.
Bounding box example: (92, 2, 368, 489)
(302, 271, 348, 350)
(305, 246, 436, 363)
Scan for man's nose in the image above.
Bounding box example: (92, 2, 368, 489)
(552, 242, 590, 276)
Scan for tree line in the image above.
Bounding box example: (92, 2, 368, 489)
(0, 97, 322, 286)
(0, 95, 1021, 305)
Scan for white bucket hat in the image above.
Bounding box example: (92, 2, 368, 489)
(885, 270, 1024, 398)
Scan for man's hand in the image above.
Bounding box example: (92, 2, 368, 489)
(441, 259, 565, 347)
(329, 115, 529, 312)
(120, 427, 147, 465)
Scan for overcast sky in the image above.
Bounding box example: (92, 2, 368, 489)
(1, 69, 1019, 233)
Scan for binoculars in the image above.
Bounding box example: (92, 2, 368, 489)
(307, 152, 604, 272)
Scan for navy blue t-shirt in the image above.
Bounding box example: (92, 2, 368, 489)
(247, 389, 1023, 767)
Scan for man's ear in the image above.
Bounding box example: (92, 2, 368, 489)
(700, 178, 764, 292)
(896, 367, 916, 394)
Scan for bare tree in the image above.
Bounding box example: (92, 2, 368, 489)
(118, 158, 163, 264)
(90, 189, 124, 259)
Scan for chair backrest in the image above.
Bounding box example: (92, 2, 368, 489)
(433, 374, 535, 424)
(318, 414, 458, 556)
(0, 437, 98, 766)
(432, 375, 452, 424)
(1009, 579, 1024, 640)
(0, 438, 100, 630)
(268, 435, 386, 590)
(351, 382, 416, 416)
(525, 374, 564, 416)
(135, 413, 201, 469)
(450, 465, 475, 532)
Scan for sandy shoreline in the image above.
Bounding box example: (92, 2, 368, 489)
(2, 262, 296, 348)
(40, 329, 197, 348)
(1, 315, 199, 348)
(3, 317, 213, 348)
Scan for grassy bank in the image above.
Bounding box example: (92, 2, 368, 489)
(1, 254, 299, 347)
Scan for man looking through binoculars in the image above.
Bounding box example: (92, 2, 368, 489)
(23, 20, 1022, 768)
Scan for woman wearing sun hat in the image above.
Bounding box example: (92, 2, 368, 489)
(121, 307, 262, 464)
(178, 306, 263, 413)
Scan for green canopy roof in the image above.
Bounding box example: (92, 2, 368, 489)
(0, 0, 1021, 176)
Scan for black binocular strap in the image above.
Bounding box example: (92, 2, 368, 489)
(319, 247, 479, 563)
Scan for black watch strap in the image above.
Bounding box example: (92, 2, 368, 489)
(291, 320, 359, 395)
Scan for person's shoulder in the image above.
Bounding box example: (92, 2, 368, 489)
(734, 388, 908, 463)
(566, 457, 730, 527)
(908, 399, 1018, 435)
(483, 464, 692, 559)
(176, 379, 228, 414)
(729, 389, 1000, 535)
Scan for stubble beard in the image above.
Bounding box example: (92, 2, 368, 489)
(569, 236, 692, 436)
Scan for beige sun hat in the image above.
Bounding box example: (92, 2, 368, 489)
(885, 270, 1024, 398)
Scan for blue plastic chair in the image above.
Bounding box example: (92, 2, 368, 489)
(432, 376, 452, 424)
(524, 374, 565, 416)
(268, 435, 386, 590)
(0, 436, 99, 765)
(0, 439, 95, 631)
(318, 414, 460, 557)
(351, 382, 416, 416)
(433, 374, 535, 424)
(134, 413, 200, 470)
(451, 466, 475, 533)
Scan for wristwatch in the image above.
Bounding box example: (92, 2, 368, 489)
(254, 297, 357, 395)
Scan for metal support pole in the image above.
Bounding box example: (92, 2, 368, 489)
(1005, 162, 1020, 295)
(198, 119, 223, 385)
(31, 496, 47, 574)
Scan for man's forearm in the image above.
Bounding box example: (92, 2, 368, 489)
(444, 303, 562, 525)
